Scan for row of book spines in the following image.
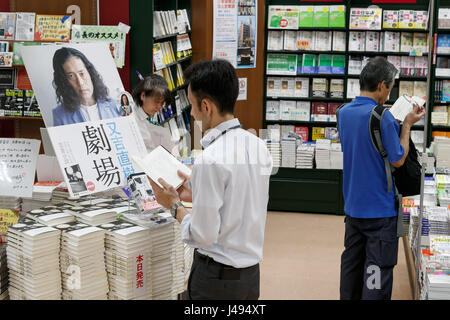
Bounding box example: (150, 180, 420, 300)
(268, 101, 341, 114)
(154, 68, 176, 91)
(154, 41, 176, 65)
(434, 80, 450, 102)
(266, 125, 339, 142)
(153, 10, 178, 37)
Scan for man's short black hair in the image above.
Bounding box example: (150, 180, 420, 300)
(360, 56, 398, 92)
(184, 59, 239, 115)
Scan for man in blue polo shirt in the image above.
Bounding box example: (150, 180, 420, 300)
(338, 57, 425, 300)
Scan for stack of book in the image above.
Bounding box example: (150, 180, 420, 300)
(0, 244, 7, 300)
(149, 221, 182, 300)
(424, 273, 450, 300)
(100, 221, 152, 300)
(153, 41, 176, 70)
(439, 8, 450, 28)
(55, 222, 108, 300)
(0, 196, 21, 212)
(66, 199, 133, 226)
(281, 138, 297, 168)
(434, 138, 450, 168)
(330, 143, 343, 170)
(7, 219, 62, 300)
(26, 205, 75, 227)
(51, 187, 80, 205)
(22, 182, 63, 212)
(265, 140, 281, 168)
(315, 139, 331, 169)
(401, 198, 416, 237)
(426, 207, 450, 236)
(172, 222, 186, 298)
(296, 144, 315, 169)
(439, 192, 450, 207)
(422, 235, 450, 300)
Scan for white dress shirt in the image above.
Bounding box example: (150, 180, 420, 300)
(180, 118, 273, 268)
(132, 106, 179, 156)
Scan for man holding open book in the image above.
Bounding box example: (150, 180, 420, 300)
(149, 59, 273, 300)
(338, 57, 425, 300)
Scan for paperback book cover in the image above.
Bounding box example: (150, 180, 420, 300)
(294, 126, 309, 142)
(329, 6, 346, 28)
(298, 6, 314, 28)
(313, 6, 329, 28)
(312, 127, 326, 141)
(0, 13, 16, 40)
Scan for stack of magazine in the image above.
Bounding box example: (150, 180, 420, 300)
(65, 199, 134, 226)
(100, 221, 152, 300)
(55, 222, 108, 300)
(0, 244, 7, 300)
(7, 219, 62, 300)
(426, 207, 450, 236)
(51, 187, 80, 205)
(330, 143, 343, 170)
(315, 139, 332, 169)
(149, 221, 181, 300)
(422, 235, 450, 300)
(265, 140, 281, 168)
(0, 196, 21, 212)
(281, 138, 297, 168)
(22, 182, 63, 212)
(26, 205, 75, 227)
(172, 222, 186, 297)
(296, 144, 315, 169)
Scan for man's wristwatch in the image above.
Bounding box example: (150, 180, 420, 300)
(170, 201, 184, 218)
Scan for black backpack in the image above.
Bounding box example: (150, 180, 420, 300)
(336, 104, 422, 197)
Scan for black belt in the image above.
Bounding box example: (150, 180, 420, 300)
(194, 250, 258, 280)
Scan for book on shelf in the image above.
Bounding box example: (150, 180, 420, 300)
(284, 30, 297, 51)
(177, 9, 191, 34)
(436, 57, 450, 77)
(414, 56, 428, 77)
(438, 34, 450, 54)
(317, 54, 332, 74)
(331, 55, 345, 75)
(313, 6, 329, 28)
(15, 12, 35, 41)
(311, 101, 328, 122)
(438, 8, 450, 29)
(382, 31, 400, 52)
(400, 32, 413, 53)
(325, 127, 339, 141)
(0, 41, 7, 52)
(266, 101, 280, 120)
(414, 11, 428, 30)
(295, 78, 309, 97)
(0, 13, 16, 40)
(301, 54, 317, 74)
(268, 31, 283, 50)
(267, 54, 297, 76)
(413, 81, 427, 100)
(347, 78, 360, 99)
(153, 43, 166, 70)
(399, 81, 414, 97)
(329, 5, 346, 28)
(350, 8, 382, 30)
(366, 31, 380, 52)
(268, 6, 299, 29)
(312, 127, 326, 141)
(176, 33, 192, 59)
(332, 31, 346, 52)
(294, 126, 309, 142)
(296, 101, 311, 121)
(312, 78, 328, 98)
(298, 6, 314, 28)
(413, 33, 428, 53)
(176, 64, 184, 87)
(328, 103, 341, 122)
(399, 10, 415, 29)
(400, 56, 415, 77)
(387, 55, 401, 78)
(280, 100, 297, 121)
(383, 10, 399, 29)
(296, 31, 313, 50)
(348, 55, 363, 75)
(431, 110, 449, 126)
(329, 79, 344, 98)
(314, 31, 331, 51)
(0, 52, 12, 67)
(349, 31, 365, 51)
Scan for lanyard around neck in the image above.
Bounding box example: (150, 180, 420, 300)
(206, 124, 242, 147)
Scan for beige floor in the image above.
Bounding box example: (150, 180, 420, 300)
(260, 211, 413, 300)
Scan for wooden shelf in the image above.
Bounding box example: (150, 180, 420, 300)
(0, 116, 43, 121)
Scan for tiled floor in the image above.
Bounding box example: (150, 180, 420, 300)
(259, 211, 413, 300)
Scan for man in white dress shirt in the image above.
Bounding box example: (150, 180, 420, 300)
(150, 59, 273, 300)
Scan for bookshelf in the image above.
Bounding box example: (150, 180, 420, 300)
(263, 0, 432, 214)
(130, 0, 193, 157)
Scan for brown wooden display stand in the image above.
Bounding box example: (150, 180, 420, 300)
(403, 236, 416, 298)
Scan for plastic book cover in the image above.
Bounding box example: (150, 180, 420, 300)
(313, 6, 329, 28)
(329, 5, 346, 28)
(331, 55, 345, 74)
(298, 6, 313, 28)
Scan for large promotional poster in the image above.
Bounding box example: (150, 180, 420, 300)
(21, 42, 128, 128)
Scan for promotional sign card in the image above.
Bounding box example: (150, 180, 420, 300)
(47, 116, 147, 197)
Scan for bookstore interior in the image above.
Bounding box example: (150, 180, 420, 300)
(0, 0, 449, 301)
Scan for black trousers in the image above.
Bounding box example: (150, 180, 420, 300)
(340, 215, 399, 300)
(185, 250, 260, 300)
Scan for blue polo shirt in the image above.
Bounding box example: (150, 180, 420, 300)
(338, 96, 404, 218)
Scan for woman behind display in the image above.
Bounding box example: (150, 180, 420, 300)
(52, 47, 121, 126)
(131, 74, 179, 155)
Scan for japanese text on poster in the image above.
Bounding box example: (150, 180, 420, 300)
(0, 138, 40, 198)
(47, 116, 147, 197)
(35, 14, 72, 42)
(213, 0, 257, 69)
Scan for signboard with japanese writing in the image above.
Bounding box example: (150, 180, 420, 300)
(0, 209, 19, 234)
(134, 252, 147, 297)
(71, 25, 126, 68)
(47, 116, 147, 197)
(21, 42, 127, 128)
(35, 14, 72, 42)
(0, 138, 41, 198)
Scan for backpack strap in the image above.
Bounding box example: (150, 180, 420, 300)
(369, 105, 394, 194)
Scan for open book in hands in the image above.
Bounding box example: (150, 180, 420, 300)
(131, 145, 191, 190)
(388, 94, 426, 122)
